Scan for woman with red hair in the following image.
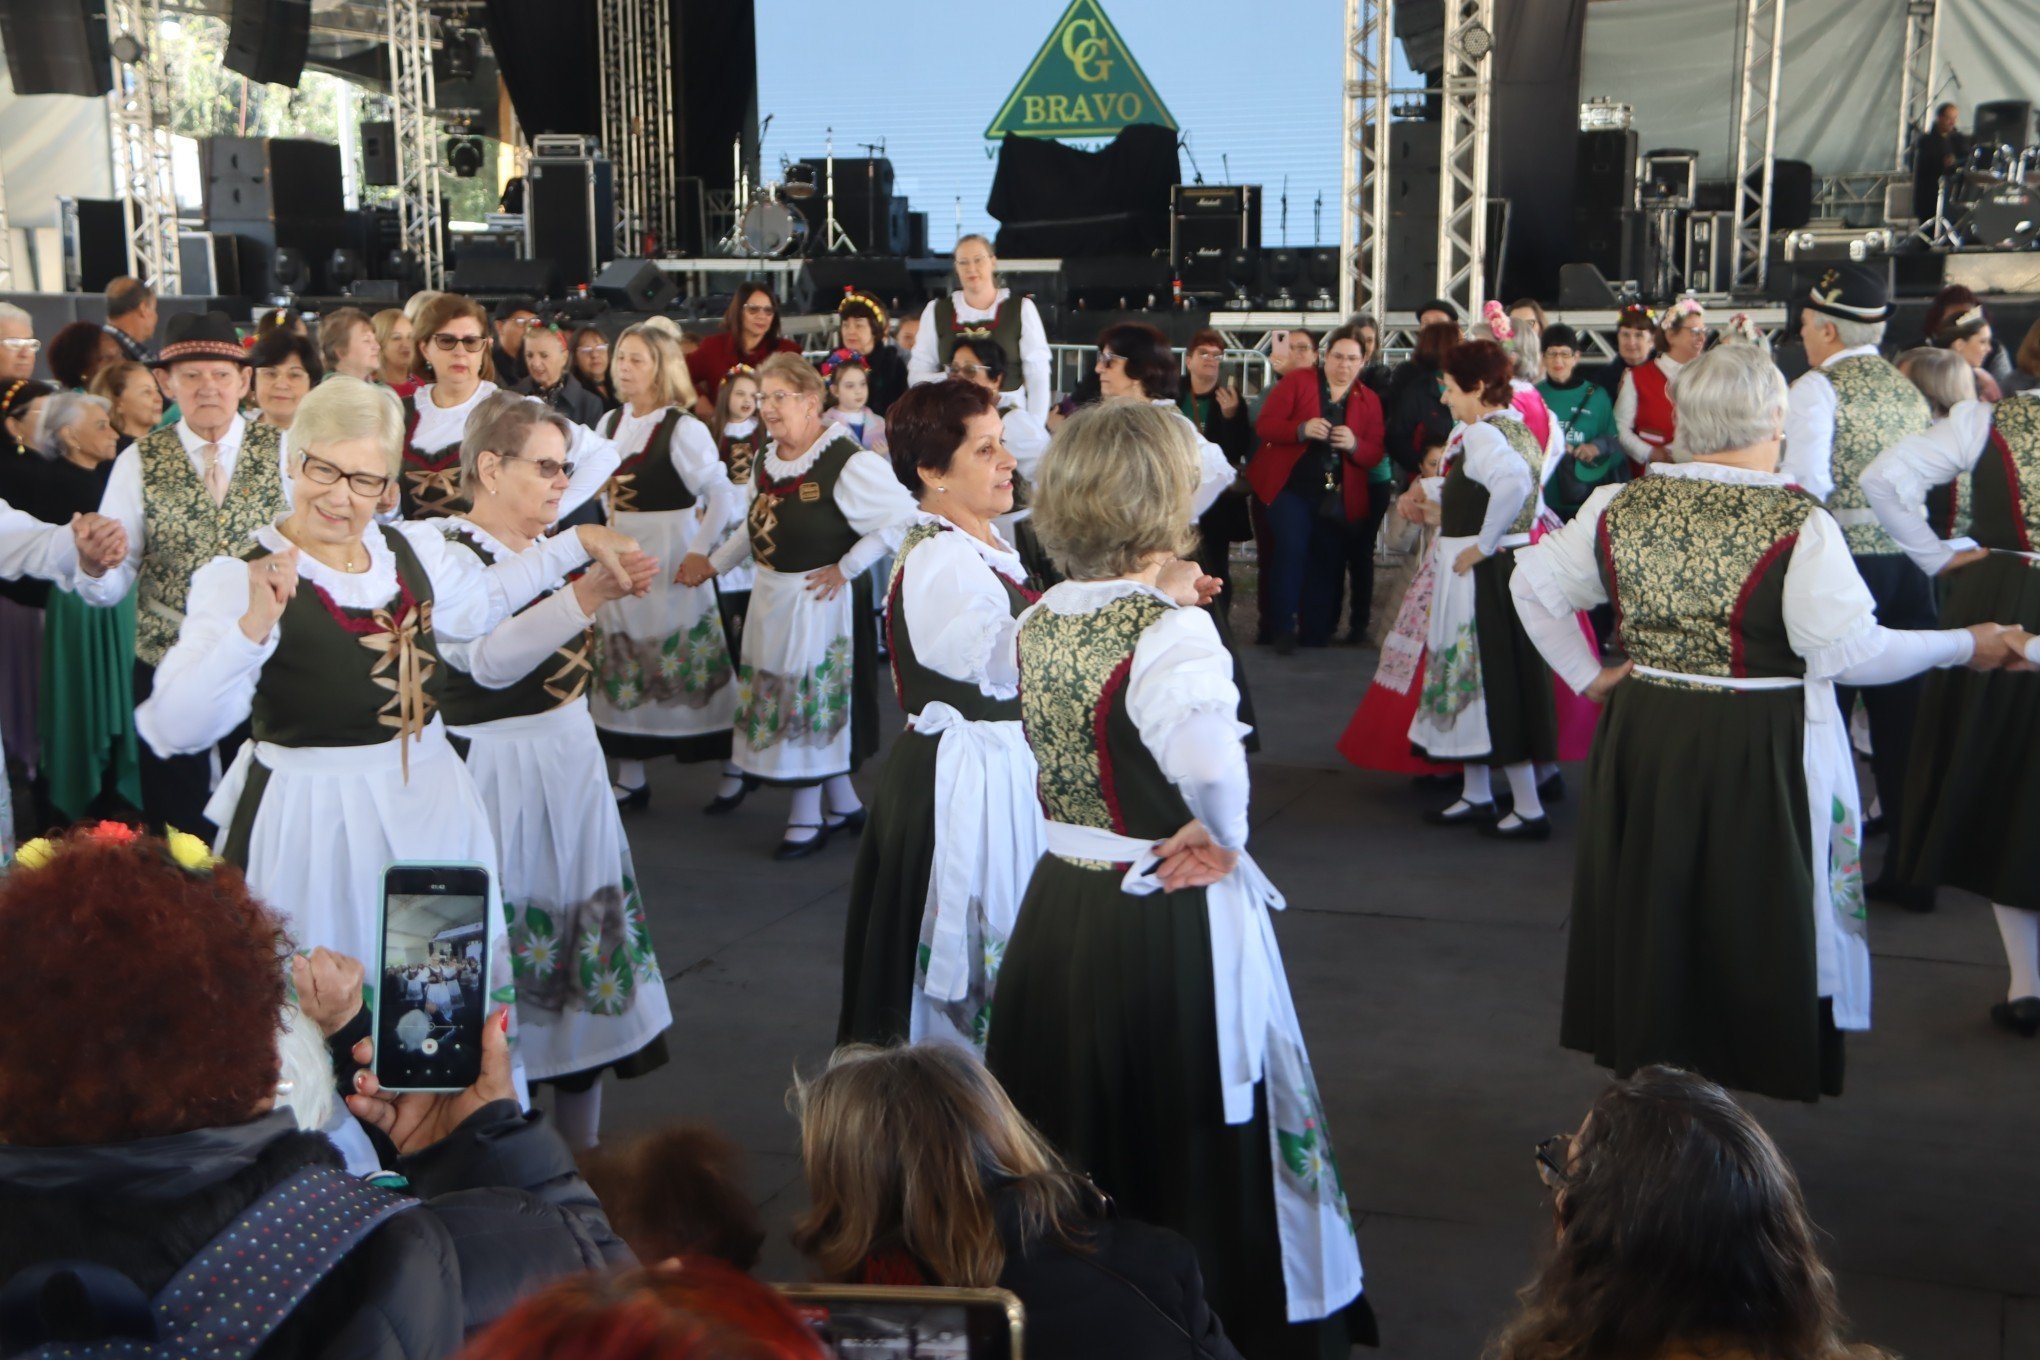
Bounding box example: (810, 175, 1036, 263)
(1408, 339, 1558, 840)
(462, 1261, 827, 1360)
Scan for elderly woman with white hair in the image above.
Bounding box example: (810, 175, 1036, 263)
(136, 376, 647, 1021)
(439, 391, 671, 1148)
(1511, 343, 2019, 1103)
(35, 391, 142, 820)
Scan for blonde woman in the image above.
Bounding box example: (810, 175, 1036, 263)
(794, 1044, 1245, 1360)
(682, 352, 917, 859)
(591, 322, 743, 810)
(442, 392, 669, 1147)
(372, 308, 417, 392)
(983, 401, 1372, 1357)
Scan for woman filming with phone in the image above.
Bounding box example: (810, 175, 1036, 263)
(134, 377, 653, 1032)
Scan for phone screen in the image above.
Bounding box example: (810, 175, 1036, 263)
(777, 1287, 1021, 1360)
(375, 863, 492, 1092)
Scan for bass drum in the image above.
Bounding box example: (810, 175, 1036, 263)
(740, 197, 809, 257)
(1959, 187, 2040, 249)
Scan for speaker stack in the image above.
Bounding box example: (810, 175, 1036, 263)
(0, 0, 112, 97)
(525, 136, 616, 295)
(204, 137, 349, 296)
(792, 157, 909, 256)
(1572, 128, 1640, 286)
(1170, 185, 1261, 299)
(223, 0, 309, 87)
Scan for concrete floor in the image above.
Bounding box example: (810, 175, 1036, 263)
(598, 636, 2040, 1360)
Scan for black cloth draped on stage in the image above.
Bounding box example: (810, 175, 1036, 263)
(483, 0, 599, 136)
(987, 126, 1180, 258)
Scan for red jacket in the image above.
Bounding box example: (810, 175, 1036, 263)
(1247, 367, 1387, 518)
(685, 331, 800, 405)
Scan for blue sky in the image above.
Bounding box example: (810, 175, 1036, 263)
(755, 0, 1402, 252)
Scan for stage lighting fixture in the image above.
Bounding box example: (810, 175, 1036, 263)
(445, 134, 486, 179)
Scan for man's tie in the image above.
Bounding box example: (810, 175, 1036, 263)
(200, 442, 228, 506)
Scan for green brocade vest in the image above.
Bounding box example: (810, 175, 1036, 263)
(747, 431, 863, 573)
(438, 527, 595, 726)
(1973, 396, 2040, 551)
(1598, 475, 1819, 680)
(602, 409, 696, 514)
(245, 525, 447, 748)
(1017, 592, 1192, 844)
(933, 293, 1026, 398)
(1809, 354, 1931, 556)
(1439, 414, 1544, 540)
(885, 521, 1034, 723)
(136, 422, 288, 667)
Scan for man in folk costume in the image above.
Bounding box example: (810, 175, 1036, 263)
(1782, 264, 1938, 911)
(905, 234, 1052, 422)
(75, 311, 289, 835)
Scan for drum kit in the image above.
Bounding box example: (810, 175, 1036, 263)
(723, 124, 857, 259)
(1945, 142, 2040, 249)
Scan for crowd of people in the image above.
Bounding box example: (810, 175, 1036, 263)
(1, 246, 2035, 1359)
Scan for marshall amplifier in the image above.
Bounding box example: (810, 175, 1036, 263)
(1171, 184, 1262, 296)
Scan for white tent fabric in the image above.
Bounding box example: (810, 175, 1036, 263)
(0, 64, 113, 229)
(1581, 0, 2040, 177)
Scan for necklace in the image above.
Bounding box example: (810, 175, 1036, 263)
(278, 521, 364, 573)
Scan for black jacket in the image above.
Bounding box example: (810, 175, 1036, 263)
(517, 373, 608, 430)
(1382, 359, 1453, 475)
(998, 1210, 1244, 1360)
(0, 1105, 629, 1360)
(1178, 384, 1255, 545)
(864, 343, 909, 422)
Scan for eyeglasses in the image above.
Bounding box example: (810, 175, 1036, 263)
(429, 333, 490, 353)
(757, 390, 806, 406)
(1534, 1133, 1574, 1191)
(299, 452, 393, 497)
(948, 362, 990, 378)
(0, 338, 40, 354)
(1190, 348, 1223, 360)
(501, 451, 576, 480)
(576, 341, 609, 355)
(742, 302, 776, 316)
(1095, 350, 1125, 366)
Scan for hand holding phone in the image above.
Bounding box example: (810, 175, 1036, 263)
(346, 1006, 514, 1154)
(373, 863, 493, 1092)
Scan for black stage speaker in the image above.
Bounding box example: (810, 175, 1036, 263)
(447, 256, 562, 301)
(526, 152, 615, 293)
(1974, 100, 2035, 148)
(1171, 185, 1261, 295)
(61, 197, 129, 294)
(1751, 157, 1815, 232)
(0, 0, 112, 97)
(591, 258, 677, 314)
(1558, 262, 1621, 309)
(1572, 128, 1640, 282)
(1063, 255, 1173, 311)
(204, 137, 345, 222)
(360, 122, 397, 188)
(177, 231, 242, 297)
(798, 256, 921, 317)
(223, 0, 309, 87)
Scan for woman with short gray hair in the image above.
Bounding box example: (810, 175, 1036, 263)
(437, 389, 671, 1147)
(1510, 341, 2018, 1102)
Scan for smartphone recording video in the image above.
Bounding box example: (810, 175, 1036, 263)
(776, 1286, 1022, 1360)
(375, 863, 491, 1092)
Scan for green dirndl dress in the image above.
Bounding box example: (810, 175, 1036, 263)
(985, 584, 1374, 1360)
(38, 586, 142, 821)
(1899, 408, 2040, 908)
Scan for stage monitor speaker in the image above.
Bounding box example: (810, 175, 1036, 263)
(1558, 262, 1622, 310)
(60, 197, 129, 293)
(1974, 100, 2035, 149)
(906, 210, 929, 258)
(1575, 129, 1638, 214)
(797, 256, 921, 318)
(447, 255, 562, 301)
(360, 122, 397, 188)
(525, 153, 615, 292)
(1746, 158, 1814, 232)
(346, 279, 403, 304)
(178, 231, 243, 297)
(204, 137, 345, 223)
(591, 258, 677, 314)
(1063, 255, 1173, 311)
(223, 0, 309, 87)
(0, 0, 112, 97)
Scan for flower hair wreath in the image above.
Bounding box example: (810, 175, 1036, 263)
(11, 820, 220, 875)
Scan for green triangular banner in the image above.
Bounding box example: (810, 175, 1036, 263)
(985, 0, 1178, 142)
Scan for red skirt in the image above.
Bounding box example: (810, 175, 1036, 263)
(1337, 652, 1457, 775)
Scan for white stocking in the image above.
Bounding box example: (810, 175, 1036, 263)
(552, 1082, 604, 1150)
(1993, 904, 2040, 1001)
(823, 773, 862, 817)
(1501, 762, 1543, 824)
(614, 758, 646, 791)
(785, 784, 823, 842)
(1459, 764, 1493, 806)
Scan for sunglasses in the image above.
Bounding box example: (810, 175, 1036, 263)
(1095, 350, 1125, 366)
(501, 452, 576, 480)
(429, 333, 489, 353)
(300, 452, 393, 498)
(576, 341, 610, 355)
(948, 362, 990, 378)
(1534, 1133, 1574, 1191)
(742, 302, 776, 316)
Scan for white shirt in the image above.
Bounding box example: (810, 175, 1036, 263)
(895, 514, 1031, 700)
(136, 519, 592, 756)
(412, 381, 621, 522)
(708, 428, 916, 578)
(1509, 462, 1977, 695)
(84, 413, 281, 604)
(907, 288, 1053, 423)
(1781, 344, 1883, 500)
(1612, 355, 1686, 465)
(1001, 403, 1052, 484)
(597, 404, 741, 559)
(1028, 578, 1251, 850)
(1449, 412, 1536, 555)
(434, 519, 599, 692)
(1860, 397, 1997, 577)
(0, 498, 82, 588)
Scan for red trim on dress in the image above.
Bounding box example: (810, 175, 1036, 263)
(884, 563, 907, 711)
(1730, 533, 1799, 678)
(309, 573, 421, 637)
(1094, 654, 1136, 835)
(1991, 424, 2034, 551)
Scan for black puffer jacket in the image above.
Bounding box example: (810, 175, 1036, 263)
(0, 1104, 629, 1360)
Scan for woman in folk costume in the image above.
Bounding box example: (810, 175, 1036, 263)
(837, 380, 1044, 1053)
(1511, 345, 2017, 1101)
(439, 392, 672, 1149)
(397, 293, 617, 521)
(679, 352, 918, 860)
(1408, 339, 1560, 840)
(984, 401, 1373, 1360)
(1863, 387, 2040, 1036)
(708, 365, 764, 659)
(588, 323, 744, 813)
(1614, 296, 1708, 467)
(134, 378, 648, 1071)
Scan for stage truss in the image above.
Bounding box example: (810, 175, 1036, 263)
(1437, 0, 1495, 318)
(1895, 0, 1940, 174)
(1338, 0, 1394, 318)
(106, 0, 181, 294)
(386, 0, 445, 290)
(597, 0, 680, 257)
(1729, 0, 1785, 293)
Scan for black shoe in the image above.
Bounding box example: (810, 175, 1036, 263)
(1989, 996, 2040, 1037)
(613, 782, 650, 812)
(825, 805, 868, 836)
(1273, 632, 1298, 656)
(1478, 812, 1552, 842)
(1866, 874, 1936, 913)
(1863, 814, 1887, 838)
(703, 775, 758, 816)
(1423, 799, 1498, 827)
(1538, 771, 1566, 803)
(772, 823, 832, 862)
